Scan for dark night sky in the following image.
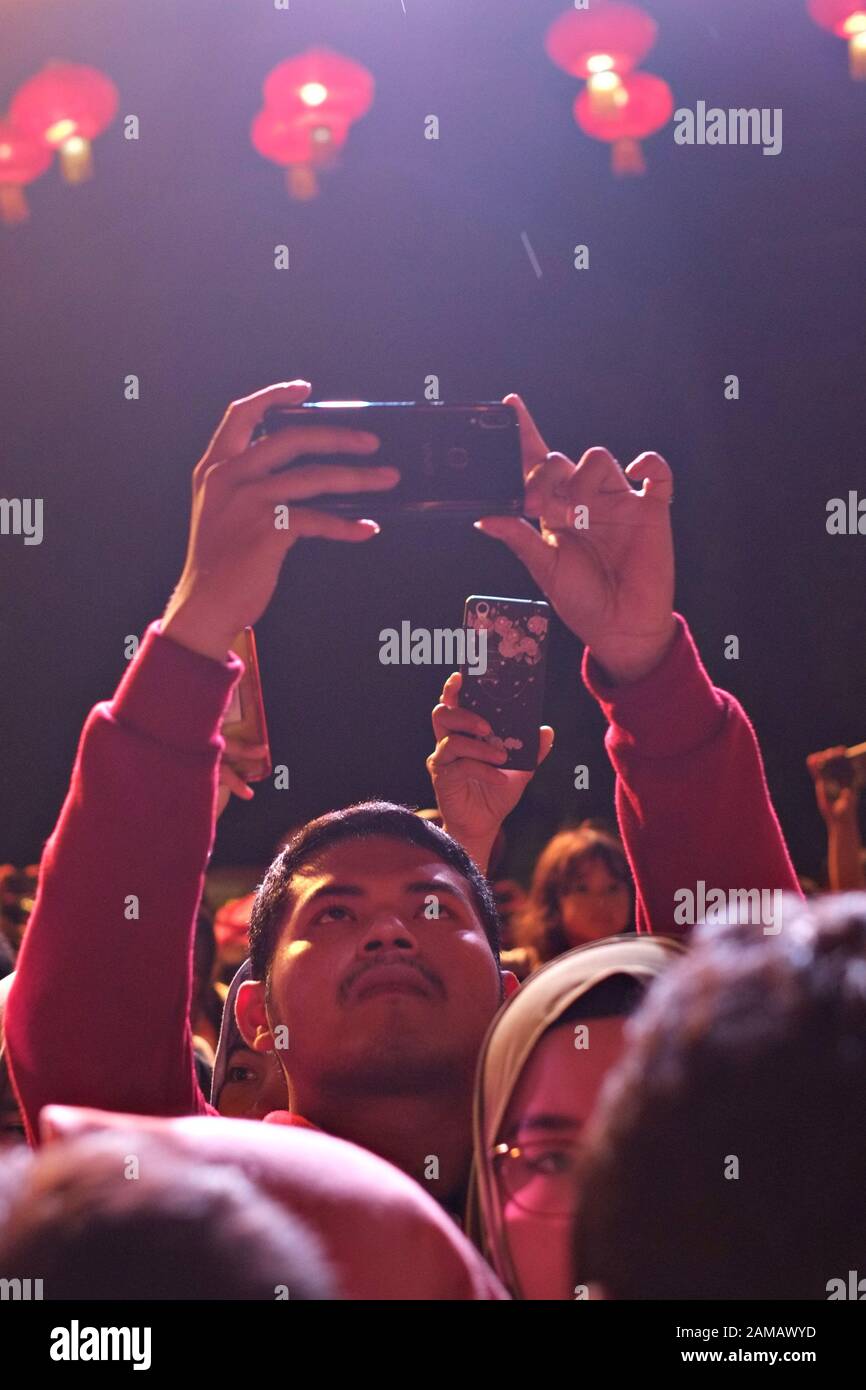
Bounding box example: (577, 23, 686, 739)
(1, 0, 864, 882)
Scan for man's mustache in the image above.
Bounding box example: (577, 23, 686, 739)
(338, 953, 446, 1004)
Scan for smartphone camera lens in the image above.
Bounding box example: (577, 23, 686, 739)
(479, 410, 509, 429)
(475, 601, 490, 617)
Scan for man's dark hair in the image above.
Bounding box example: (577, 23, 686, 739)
(0, 1132, 336, 1299)
(573, 894, 866, 1300)
(248, 801, 501, 984)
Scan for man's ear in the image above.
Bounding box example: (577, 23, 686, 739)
(234, 979, 274, 1053)
(501, 969, 520, 1000)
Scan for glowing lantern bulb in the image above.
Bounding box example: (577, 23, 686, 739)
(299, 81, 328, 107)
(587, 53, 616, 73)
(808, 1, 866, 77)
(587, 68, 624, 116)
(0, 118, 53, 224)
(850, 25, 866, 73)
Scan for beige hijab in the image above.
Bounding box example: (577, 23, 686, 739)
(473, 934, 686, 1294)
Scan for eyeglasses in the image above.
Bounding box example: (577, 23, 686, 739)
(491, 1138, 584, 1216)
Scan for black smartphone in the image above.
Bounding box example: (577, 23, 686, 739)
(458, 595, 551, 772)
(252, 401, 524, 516)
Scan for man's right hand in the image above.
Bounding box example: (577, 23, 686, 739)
(475, 394, 676, 686)
(161, 380, 400, 662)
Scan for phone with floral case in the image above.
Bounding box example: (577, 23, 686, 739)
(459, 595, 551, 772)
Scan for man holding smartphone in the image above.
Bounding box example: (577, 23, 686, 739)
(6, 379, 799, 1222)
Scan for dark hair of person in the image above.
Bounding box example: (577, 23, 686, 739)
(573, 896, 866, 1300)
(248, 801, 501, 985)
(0, 1132, 336, 1300)
(517, 824, 633, 963)
(559, 972, 647, 1024)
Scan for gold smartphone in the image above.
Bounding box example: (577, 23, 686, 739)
(221, 627, 272, 782)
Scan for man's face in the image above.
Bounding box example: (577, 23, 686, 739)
(495, 1015, 627, 1300)
(250, 836, 504, 1097)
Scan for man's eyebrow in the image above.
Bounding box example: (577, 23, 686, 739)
(404, 880, 465, 899)
(303, 883, 366, 906)
(300, 879, 467, 909)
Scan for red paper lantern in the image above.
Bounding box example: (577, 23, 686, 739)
(10, 62, 118, 182)
(545, 4, 657, 77)
(251, 107, 352, 200)
(264, 48, 374, 126)
(0, 119, 53, 225)
(574, 71, 674, 176)
(808, 0, 866, 77)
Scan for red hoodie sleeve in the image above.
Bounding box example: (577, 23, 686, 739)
(5, 624, 242, 1143)
(581, 614, 801, 935)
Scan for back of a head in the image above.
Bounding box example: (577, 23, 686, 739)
(0, 1131, 336, 1300)
(574, 894, 866, 1300)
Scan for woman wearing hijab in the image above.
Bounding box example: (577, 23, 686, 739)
(473, 934, 686, 1299)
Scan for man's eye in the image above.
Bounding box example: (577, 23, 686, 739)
(415, 901, 453, 919)
(314, 905, 355, 924)
(227, 1066, 256, 1084)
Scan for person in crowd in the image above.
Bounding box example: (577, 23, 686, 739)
(0, 1127, 336, 1300)
(514, 822, 633, 967)
(213, 891, 255, 983)
(6, 381, 798, 1222)
(573, 894, 866, 1300)
(19, 1105, 508, 1300)
(0, 932, 14, 982)
(0, 864, 38, 959)
(211, 959, 288, 1119)
(0, 974, 25, 1146)
(807, 745, 865, 892)
(472, 935, 684, 1298)
(191, 911, 224, 1057)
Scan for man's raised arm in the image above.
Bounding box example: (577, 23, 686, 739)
(6, 379, 399, 1141)
(476, 395, 799, 933)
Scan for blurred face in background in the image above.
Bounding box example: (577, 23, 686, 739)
(558, 856, 631, 948)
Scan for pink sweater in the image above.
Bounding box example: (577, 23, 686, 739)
(6, 615, 801, 1143)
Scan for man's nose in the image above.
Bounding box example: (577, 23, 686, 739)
(357, 914, 418, 955)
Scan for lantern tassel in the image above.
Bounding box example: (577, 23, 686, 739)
(611, 137, 645, 176)
(59, 137, 94, 184)
(849, 32, 866, 79)
(0, 184, 29, 225)
(286, 164, 319, 201)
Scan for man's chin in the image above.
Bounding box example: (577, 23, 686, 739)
(320, 1028, 465, 1095)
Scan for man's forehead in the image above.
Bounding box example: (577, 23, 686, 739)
(290, 836, 472, 899)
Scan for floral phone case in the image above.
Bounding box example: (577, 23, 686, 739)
(459, 595, 551, 772)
